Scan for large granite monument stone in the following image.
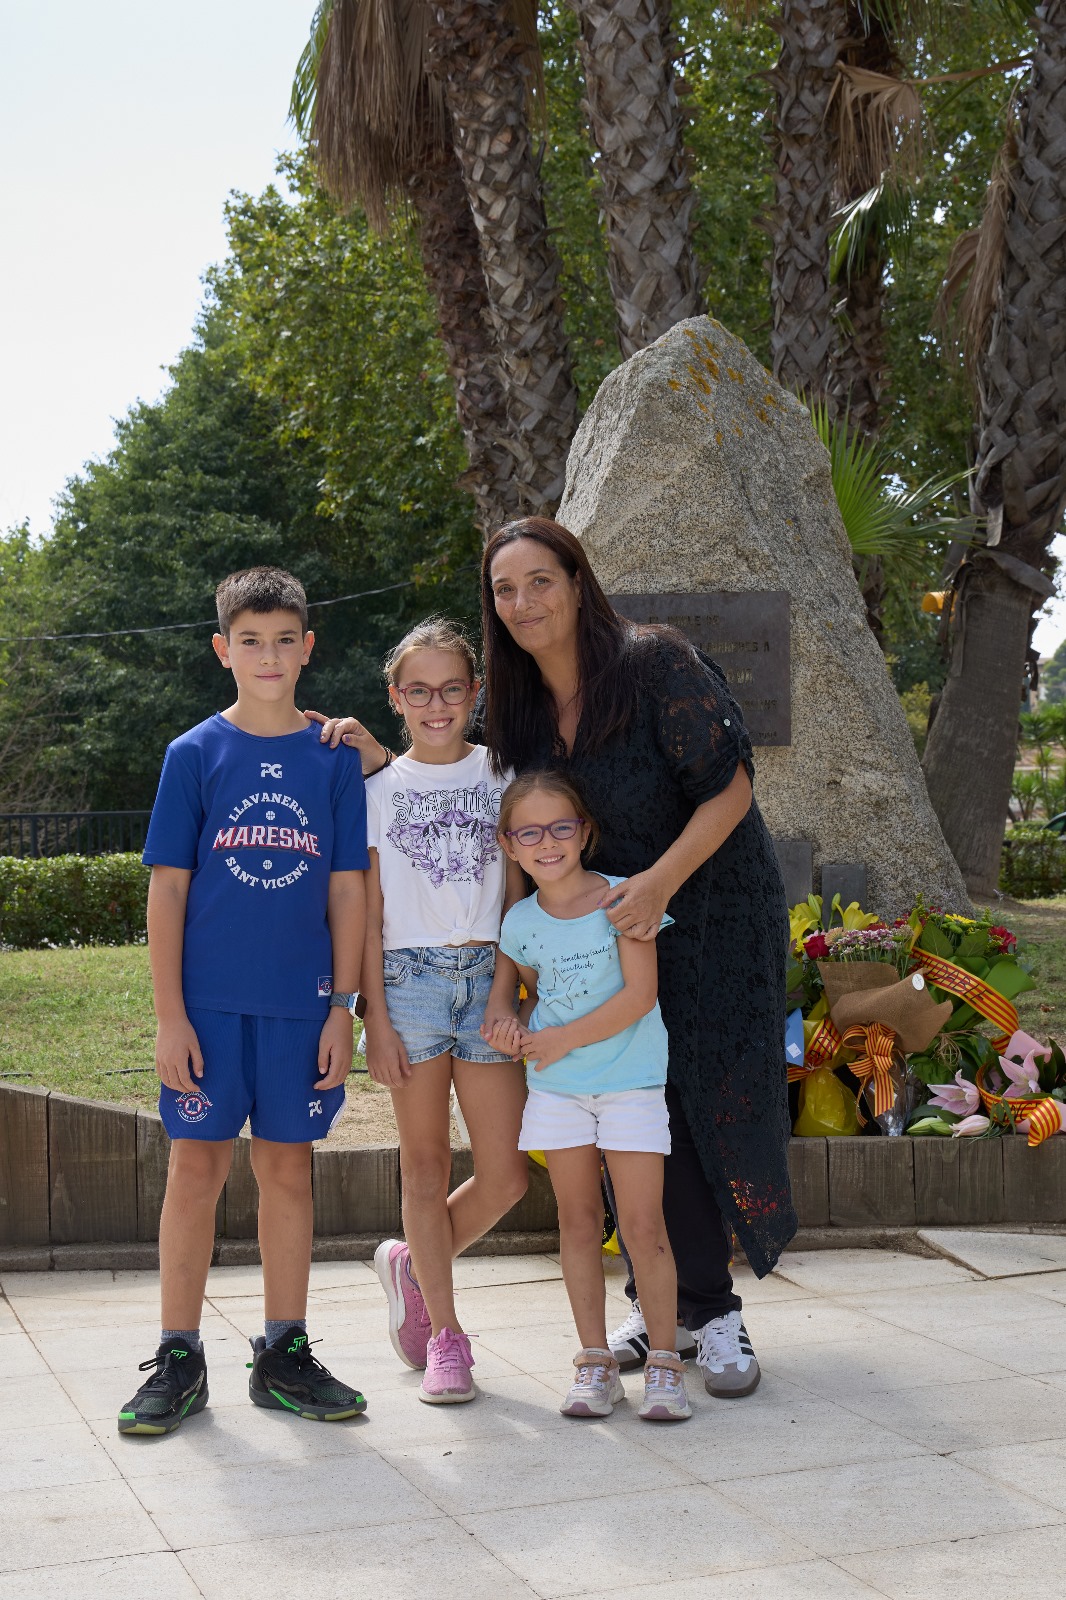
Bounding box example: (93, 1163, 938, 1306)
(558, 316, 970, 917)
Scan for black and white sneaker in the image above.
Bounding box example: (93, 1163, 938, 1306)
(117, 1339, 208, 1436)
(248, 1326, 367, 1421)
(694, 1310, 760, 1398)
(608, 1300, 697, 1372)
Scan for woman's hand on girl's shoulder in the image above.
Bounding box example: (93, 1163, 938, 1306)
(598, 869, 670, 941)
(364, 1024, 413, 1088)
(303, 709, 388, 772)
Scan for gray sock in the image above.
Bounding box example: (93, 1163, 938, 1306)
(265, 1317, 307, 1347)
(161, 1328, 201, 1352)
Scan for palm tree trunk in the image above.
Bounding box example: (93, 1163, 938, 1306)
(408, 147, 523, 536)
(766, 0, 849, 400)
(568, 0, 704, 357)
(923, 0, 1066, 894)
(832, 214, 886, 437)
(427, 0, 579, 514)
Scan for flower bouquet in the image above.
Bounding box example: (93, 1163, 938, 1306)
(789, 903, 950, 1135)
(911, 1030, 1066, 1143)
(786, 895, 1040, 1141)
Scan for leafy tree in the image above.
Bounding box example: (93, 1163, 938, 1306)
(1042, 633, 1066, 703)
(21, 291, 479, 812)
(0, 527, 82, 810)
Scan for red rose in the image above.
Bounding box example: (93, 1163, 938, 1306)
(989, 925, 1017, 953)
(804, 932, 830, 959)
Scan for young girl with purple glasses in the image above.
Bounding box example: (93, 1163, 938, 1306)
(483, 770, 691, 1422)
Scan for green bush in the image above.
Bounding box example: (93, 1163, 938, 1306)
(1000, 824, 1066, 900)
(0, 854, 150, 949)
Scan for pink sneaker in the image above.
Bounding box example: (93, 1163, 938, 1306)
(419, 1327, 476, 1405)
(374, 1239, 431, 1370)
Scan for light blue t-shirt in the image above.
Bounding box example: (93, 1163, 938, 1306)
(498, 875, 672, 1097)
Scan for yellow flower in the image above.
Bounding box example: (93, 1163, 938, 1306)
(838, 900, 880, 932)
(789, 901, 820, 952)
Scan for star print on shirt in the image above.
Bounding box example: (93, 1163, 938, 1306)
(546, 964, 588, 1011)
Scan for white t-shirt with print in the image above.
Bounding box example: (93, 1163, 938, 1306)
(365, 745, 513, 949)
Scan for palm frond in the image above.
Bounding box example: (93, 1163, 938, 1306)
(828, 64, 923, 196)
(831, 175, 915, 283)
(296, 0, 543, 228)
(936, 127, 1015, 364)
(307, 0, 449, 228)
(290, 1, 333, 137)
(810, 401, 973, 568)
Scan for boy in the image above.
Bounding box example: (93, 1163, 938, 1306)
(119, 567, 369, 1435)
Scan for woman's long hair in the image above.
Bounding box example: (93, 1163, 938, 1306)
(481, 517, 646, 772)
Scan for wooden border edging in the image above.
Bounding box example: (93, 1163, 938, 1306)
(3, 1086, 1066, 1264)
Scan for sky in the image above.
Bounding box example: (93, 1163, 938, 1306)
(0, 0, 306, 537)
(2, 0, 1064, 655)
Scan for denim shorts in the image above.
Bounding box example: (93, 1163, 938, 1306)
(383, 945, 513, 1065)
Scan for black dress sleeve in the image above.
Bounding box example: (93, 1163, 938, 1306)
(649, 637, 755, 805)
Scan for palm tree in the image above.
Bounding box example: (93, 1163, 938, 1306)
(764, 0, 851, 400)
(425, 0, 578, 512)
(567, 0, 704, 357)
(293, 0, 567, 533)
(827, 2, 920, 435)
(921, 0, 1066, 895)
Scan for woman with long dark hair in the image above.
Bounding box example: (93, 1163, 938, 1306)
(309, 516, 795, 1396)
(478, 517, 794, 1395)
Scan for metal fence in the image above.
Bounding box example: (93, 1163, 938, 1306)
(0, 812, 152, 858)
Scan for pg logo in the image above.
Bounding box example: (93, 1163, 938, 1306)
(260, 762, 283, 778)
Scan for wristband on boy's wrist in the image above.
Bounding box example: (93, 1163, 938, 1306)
(329, 992, 359, 1017)
(366, 747, 394, 777)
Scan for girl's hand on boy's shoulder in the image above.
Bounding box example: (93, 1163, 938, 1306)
(303, 709, 387, 772)
(524, 1025, 570, 1071)
(317, 1007, 354, 1090)
(155, 1016, 204, 1093)
(364, 1024, 413, 1088)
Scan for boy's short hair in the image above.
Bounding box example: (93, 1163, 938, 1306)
(215, 568, 309, 638)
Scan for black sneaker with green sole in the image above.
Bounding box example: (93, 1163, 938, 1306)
(248, 1327, 366, 1421)
(117, 1339, 208, 1435)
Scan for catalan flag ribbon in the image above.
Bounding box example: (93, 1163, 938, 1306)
(840, 1021, 899, 1121)
(1024, 1098, 1064, 1148)
(914, 951, 1018, 1051)
(798, 1016, 843, 1076)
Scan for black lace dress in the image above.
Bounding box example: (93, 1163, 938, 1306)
(497, 637, 796, 1277)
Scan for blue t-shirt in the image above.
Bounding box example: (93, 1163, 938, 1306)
(498, 875, 672, 1097)
(143, 714, 369, 1020)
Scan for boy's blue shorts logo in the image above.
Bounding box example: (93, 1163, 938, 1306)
(175, 1090, 213, 1124)
(318, 976, 333, 996)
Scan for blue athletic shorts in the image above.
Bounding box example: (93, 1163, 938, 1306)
(383, 945, 513, 1066)
(158, 1008, 344, 1143)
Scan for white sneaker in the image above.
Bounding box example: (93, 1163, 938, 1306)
(560, 1348, 625, 1417)
(694, 1310, 760, 1398)
(639, 1351, 692, 1421)
(608, 1300, 697, 1371)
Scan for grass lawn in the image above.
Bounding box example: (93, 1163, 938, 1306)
(4, 894, 1066, 1146)
(0, 943, 398, 1145)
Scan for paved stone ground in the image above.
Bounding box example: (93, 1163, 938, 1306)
(6, 1235, 1066, 1598)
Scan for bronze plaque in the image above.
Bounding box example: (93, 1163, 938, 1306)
(609, 591, 791, 746)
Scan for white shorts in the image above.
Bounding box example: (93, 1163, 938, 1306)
(518, 1085, 671, 1155)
